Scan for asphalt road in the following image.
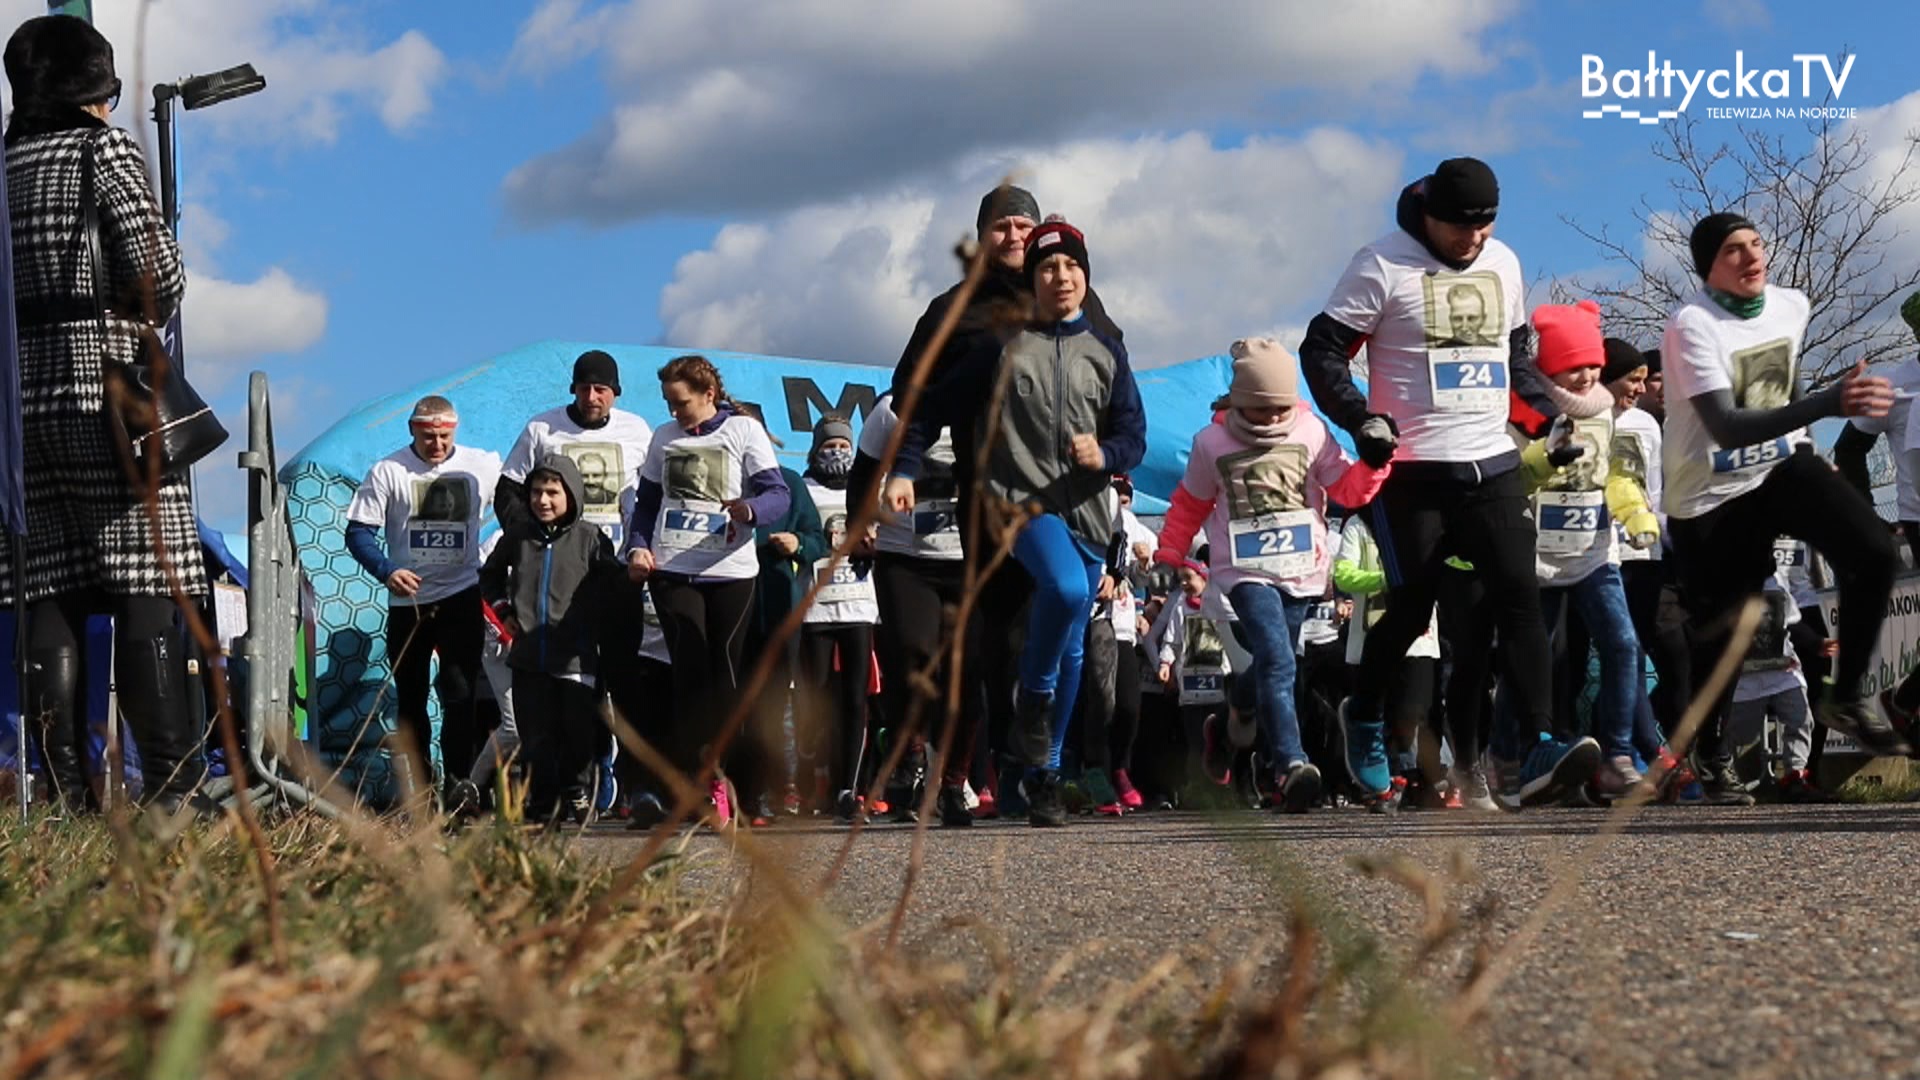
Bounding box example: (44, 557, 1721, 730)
(578, 803, 1920, 1079)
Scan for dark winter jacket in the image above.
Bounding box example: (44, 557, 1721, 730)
(480, 454, 624, 677)
(895, 312, 1146, 553)
(751, 467, 829, 643)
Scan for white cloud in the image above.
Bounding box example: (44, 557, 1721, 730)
(657, 129, 1404, 370)
(174, 203, 329, 389)
(504, 0, 1516, 223)
(72, 0, 449, 145)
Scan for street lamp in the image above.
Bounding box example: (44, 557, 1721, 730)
(152, 63, 266, 235)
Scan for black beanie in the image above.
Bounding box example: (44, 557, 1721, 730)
(4, 15, 117, 108)
(1023, 218, 1090, 289)
(1601, 338, 1648, 385)
(1423, 158, 1499, 225)
(1689, 212, 1758, 279)
(1642, 347, 1661, 375)
(571, 349, 620, 395)
(976, 185, 1041, 236)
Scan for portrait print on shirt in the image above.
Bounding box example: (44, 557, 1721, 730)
(1421, 271, 1505, 349)
(1541, 416, 1610, 493)
(1732, 340, 1795, 410)
(1184, 616, 1227, 670)
(1216, 443, 1310, 519)
(564, 443, 623, 515)
(1611, 431, 1648, 487)
(664, 445, 729, 503)
(413, 475, 472, 522)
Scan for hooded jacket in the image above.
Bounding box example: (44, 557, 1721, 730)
(479, 453, 624, 677)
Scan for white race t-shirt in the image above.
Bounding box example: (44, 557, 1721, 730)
(638, 413, 782, 581)
(804, 480, 880, 625)
(1612, 406, 1664, 563)
(501, 405, 654, 548)
(1321, 229, 1527, 463)
(346, 444, 502, 605)
(1661, 285, 1812, 519)
(1862, 358, 1920, 522)
(860, 396, 963, 561)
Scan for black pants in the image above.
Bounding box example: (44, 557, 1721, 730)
(1669, 450, 1895, 767)
(1622, 560, 1691, 738)
(649, 574, 757, 777)
(1079, 617, 1142, 772)
(972, 561, 1031, 766)
(798, 622, 873, 797)
(27, 590, 193, 802)
(872, 553, 983, 787)
(607, 655, 675, 802)
(511, 669, 601, 819)
(1295, 639, 1349, 783)
(387, 585, 485, 785)
(1358, 463, 1554, 742)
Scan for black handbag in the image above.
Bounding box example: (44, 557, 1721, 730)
(80, 132, 227, 477)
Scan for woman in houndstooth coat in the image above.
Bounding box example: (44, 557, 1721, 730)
(2, 15, 209, 812)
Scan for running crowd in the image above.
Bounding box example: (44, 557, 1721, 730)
(341, 157, 1920, 828)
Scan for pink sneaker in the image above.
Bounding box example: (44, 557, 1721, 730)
(708, 778, 733, 828)
(1113, 768, 1145, 811)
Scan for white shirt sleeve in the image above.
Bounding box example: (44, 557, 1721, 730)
(736, 417, 780, 478)
(1663, 308, 1732, 402)
(1320, 248, 1390, 336)
(500, 422, 542, 483)
(345, 463, 390, 528)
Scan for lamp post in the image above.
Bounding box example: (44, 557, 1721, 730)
(152, 64, 267, 237)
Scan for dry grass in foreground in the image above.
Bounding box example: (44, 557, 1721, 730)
(0, 813, 1491, 1080)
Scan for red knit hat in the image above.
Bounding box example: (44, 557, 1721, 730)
(1531, 300, 1605, 377)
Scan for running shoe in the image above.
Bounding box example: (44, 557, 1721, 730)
(1594, 754, 1644, 801)
(1816, 696, 1913, 758)
(1449, 764, 1500, 813)
(625, 792, 667, 831)
(1200, 713, 1234, 785)
(1339, 698, 1393, 801)
(707, 778, 732, 829)
(1083, 768, 1124, 816)
(972, 784, 1000, 820)
(749, 793, 777, 828)
(833, 789, 862, 825)
(1776, 768, 1831, 803)
(567, 786, 594, 825)
(1027, 769, 1068, 828)
(1112, 767, 1145, 811)
(445, 778, 482, 819)
(938, 784, 973, 827)
(783, 784, 802, 817)
(1517, 735, 1602, 807)
(1274, 761, 1322, 814)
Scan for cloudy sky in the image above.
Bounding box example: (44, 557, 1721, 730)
(7, 0, 1917, 532)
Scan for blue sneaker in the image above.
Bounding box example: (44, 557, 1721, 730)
(1518, 735, 1602, 807)
(1340, 698, 1393, 804)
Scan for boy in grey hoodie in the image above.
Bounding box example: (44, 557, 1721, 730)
(480, 453, 625, 821)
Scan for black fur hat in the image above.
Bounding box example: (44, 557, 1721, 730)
(5, 15, 117, 109)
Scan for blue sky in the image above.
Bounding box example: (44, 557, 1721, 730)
(12, 0, 1915, 532)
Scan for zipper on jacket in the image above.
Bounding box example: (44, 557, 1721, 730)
(538, 545, 553, 670)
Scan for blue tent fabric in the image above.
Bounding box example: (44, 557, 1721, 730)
(197, 518, 249, 590)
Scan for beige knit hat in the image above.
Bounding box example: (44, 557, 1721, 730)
(1223, 337, 1299, 409)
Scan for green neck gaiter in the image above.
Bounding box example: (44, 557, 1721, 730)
(1708, 287, 1766, 319)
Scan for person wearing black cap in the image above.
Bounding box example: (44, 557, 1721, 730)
(1296, 157, 1592, 811)
(495, 348, 658, 814)
(1660, 212, 1908, 786)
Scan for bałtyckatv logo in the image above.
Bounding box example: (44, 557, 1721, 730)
(1581, 51, 1858, 124)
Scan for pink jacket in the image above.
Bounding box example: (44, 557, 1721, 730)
(1155, 410, 1388, 598)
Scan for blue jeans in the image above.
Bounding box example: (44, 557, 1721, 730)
(1492, 564, 1642, 760)
(1225, 582, 1311, 768)
(1011, 514, 1105, 770)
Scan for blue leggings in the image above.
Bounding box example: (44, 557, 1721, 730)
(1011, 515, 1105, 770)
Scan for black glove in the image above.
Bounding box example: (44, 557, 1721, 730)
(1356, 415, 1398, 468)
(1546, 442, 1586, 469)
